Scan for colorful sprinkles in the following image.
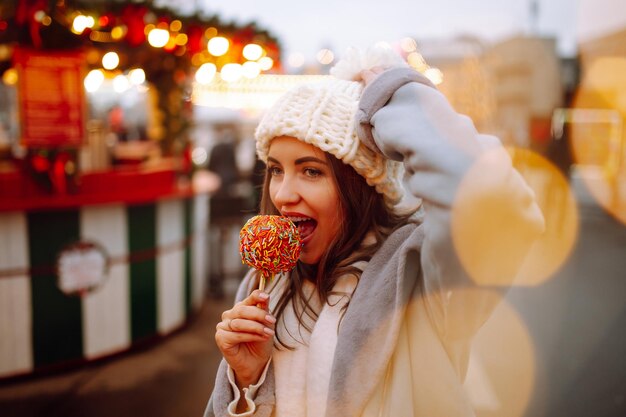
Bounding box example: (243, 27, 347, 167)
(239, 215, 301, 287)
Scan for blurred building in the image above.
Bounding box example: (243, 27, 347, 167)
(576, 28, 626, 170)
(420, 36, 495, 134)
(482, 36, 564, 151)
(422, 35, 564, 151)
(579, 28, 626, 64)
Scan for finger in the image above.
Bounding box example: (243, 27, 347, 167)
(229, 305, 276, 326)
(216, 329, 271, 347)
(239, 290, 270, 309)
(216, 325, 275, 343)
(217, 317, 274, 337)
(230, 317, 276, 336)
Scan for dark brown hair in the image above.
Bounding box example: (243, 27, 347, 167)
(259, 150, 412, 348)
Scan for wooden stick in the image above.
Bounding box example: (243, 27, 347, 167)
(256, 272, 274, 308)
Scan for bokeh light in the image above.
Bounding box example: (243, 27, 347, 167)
(424, 67, 444, 85)
(169, 20, 182, 32)
(220, 63, 243, 82)
(192, 147, 208, 166)
(208, 36, 229, 56)
(452, 147, 578, 287)
(72, 15, 94, 34)
(258, 56, 274, 71)
(175, 33, 188, 46)
(113, 75, 129, 93)
(101, 51, 119, 70)
(0, 45, 11, 61)
(316, 48, 334, 65)
(465, 296, 535, 417)
(242, 61, 261, 79)
(204, 27, 218, 39)
(110, 25, 125, 40)
(509, 148, 579, 286)
(407, 52, 428, 72)
(148, 28, 169, 48)
(243, 43, 263, 61)
(128, 68, 146, 85)
(570, 56, 626, 225)
(1, 68, 17, 86)
(287, 52, 305, 69)
(84, 69, 104, 92)
(33, 11, 46, 22)
(195, 63, 217, 84)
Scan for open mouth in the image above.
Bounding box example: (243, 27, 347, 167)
(288, 216, 317, 241)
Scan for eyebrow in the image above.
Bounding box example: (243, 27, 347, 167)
(267, 156, 328, 165)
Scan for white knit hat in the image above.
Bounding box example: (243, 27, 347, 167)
(255, 47, 406, 206)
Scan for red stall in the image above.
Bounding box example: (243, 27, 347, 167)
(0, 0, 280, 380)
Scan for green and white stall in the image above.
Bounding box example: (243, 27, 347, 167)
(0, 169, 211, 380)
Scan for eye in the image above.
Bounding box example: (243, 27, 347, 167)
(304, 167, 322, 178)
(267, 165, 283, 176)
(267, 165, 283, 177)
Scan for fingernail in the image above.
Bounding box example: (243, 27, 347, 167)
(259, 292, 269, 300)
(265, 315, 276, 324)
(263, 327, 275, 336)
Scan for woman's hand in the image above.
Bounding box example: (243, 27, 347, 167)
(215, 290, 276, 389)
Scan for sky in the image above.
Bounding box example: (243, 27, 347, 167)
(164, 0, 626, 64)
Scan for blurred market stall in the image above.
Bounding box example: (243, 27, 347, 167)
(0, 0, 281, 381)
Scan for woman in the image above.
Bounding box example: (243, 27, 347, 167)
(205, 48, 544, 417)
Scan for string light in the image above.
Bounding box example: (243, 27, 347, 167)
(195, 63, 217, 84)
(102, 51, 120, 70)
(129, 68, 146, 85)
(72, 15, 94, 34)
(113, 74, 130, 93)
(243, 43, 263, 61)
(175, 33, 188, 46)
(84, 69, 104, 92)
(148, 28, 169, 48)
(208, 36, 229, 56)
(258, 56, 274, 71)
(220, 63, 243, 82)
(169, 20, 182, 32)
(242, 61, 261, 79)
(110, 26, 125, 40)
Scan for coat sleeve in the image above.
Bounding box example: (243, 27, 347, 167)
(360, 68, 545, 351)
(203, 271, 276, 417)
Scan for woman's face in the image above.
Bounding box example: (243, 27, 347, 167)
(267, 136, 343, 265)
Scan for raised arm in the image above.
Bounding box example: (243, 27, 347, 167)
(358, 67, 545, 341)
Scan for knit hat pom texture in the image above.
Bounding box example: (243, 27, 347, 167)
(255, 46, 407, 205)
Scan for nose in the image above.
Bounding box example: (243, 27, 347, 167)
(271, 174, 300, 209)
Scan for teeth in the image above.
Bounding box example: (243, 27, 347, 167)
(287, 216, 311, 223)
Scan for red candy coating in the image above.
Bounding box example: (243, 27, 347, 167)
(239, 215, 301, 276)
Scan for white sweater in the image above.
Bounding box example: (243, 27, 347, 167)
(226, 272, 358, 417)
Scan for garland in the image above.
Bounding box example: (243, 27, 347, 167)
(0, 0, 282, 192)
